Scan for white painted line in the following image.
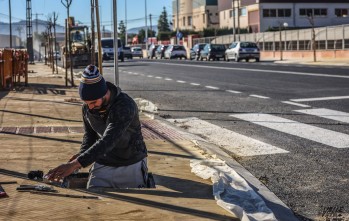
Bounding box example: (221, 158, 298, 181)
(230, 113, 349, 149)
(190, 83, 200, 86)
(295, 108, 349, 124)
(128, 72, 133, 74)
(291, 96, 349, 102)
(226, 90, 242, 94)
(139, 73, 145, 76)
(133, 73, 139, 75)
(155, 76, 163, 79)
(250, 95, 270, 99)
(165, 78, 172, 81)
(177, 80, 186, 83)
(145, 61, 349, 79)
(281, 101, 311, 108)
(168, 117, 289, 156)
(205, 86, 219, 90)
(147, 75, 153, 78)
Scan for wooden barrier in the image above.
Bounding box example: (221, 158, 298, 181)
(0, 49, 28, 90)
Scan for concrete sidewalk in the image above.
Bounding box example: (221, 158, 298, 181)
(0, 63, 235, 220)
(265, 58, 349, 66)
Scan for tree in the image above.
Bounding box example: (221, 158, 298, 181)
(118, 20, 126, 42)
(157, 7, 171, 32)
(138, 29, 156, 43)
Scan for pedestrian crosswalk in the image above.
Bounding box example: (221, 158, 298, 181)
(230, 113, 349, 149)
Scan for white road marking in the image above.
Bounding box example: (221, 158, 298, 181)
(128, 72, 133, 74)
(145, 61, 349, 79)
(190, 83, 200, 86)
(282, 101, 311, 108)
(226, 90, 242, 94)
(168, 117, 289, 156)
(291, 96, 349, 102)
(139, 73, 145, 76)
(133, 73, 139, 75)
(147, 75, 153, 78)
(205, 86, 219, 90)
(165, 78, 172, 81)
(155, 76, 163, 79)
(177, 80, 186, 83)
(295, 108, 349, 124)
(250, 95, 270, 99)
(230, 113, 349, 149)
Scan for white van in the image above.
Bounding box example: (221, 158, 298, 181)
(97, 38, 124, 62)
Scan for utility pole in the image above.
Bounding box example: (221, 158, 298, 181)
(95, 0, 103, 75)
(237, 0, 240, 40)
(53, 12, 58, 74)
(61, 0, 73, 87)
(9, 0, 12, 48)
(26, 0, 34, 63)
(232, 0, 236, 42)
(91, 0, 95, 65)
(125, 0, 127, 46)
(149, 14, 152, 38)
(145, 0, 148, 56)
(113, 0, 118, 86)
(176, 0, 179, 44)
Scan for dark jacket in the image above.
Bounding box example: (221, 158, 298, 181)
(77, 82, 147, 168)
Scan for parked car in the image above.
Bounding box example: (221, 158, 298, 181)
(225, 41, 260, 62)
(189, 48, 196, 60)
(131, 47, 143, 58)
(155, 45, 168, 59)
(164, 45, 187, 59)
(192, 43, 206, 60)
(199, 44, 226, 61)
(123, 46, 133, 59)
(147, 44, 159, 59)
(53, 51, 61, 60)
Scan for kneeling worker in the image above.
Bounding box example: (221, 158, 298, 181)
(46, 65, 148, 189)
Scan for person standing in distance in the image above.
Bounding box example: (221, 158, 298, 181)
(46, 65, 148, 189)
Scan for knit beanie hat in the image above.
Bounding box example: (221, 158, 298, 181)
(79, 65, 108, 101)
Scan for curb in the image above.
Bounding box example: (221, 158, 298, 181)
(136, 99, 299, 221)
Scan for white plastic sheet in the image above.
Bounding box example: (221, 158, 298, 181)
(190, 159, 277, 221)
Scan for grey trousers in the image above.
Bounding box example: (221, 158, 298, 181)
(87, 158, 148, 189)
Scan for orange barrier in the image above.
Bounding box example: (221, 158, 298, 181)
(0, 49, 28, 90)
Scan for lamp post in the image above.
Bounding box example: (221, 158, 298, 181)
(279, 22, 288, 61)
(125, 0, 127, 46)
(113, 0, 119, 86)
(145, 0, 148, 57)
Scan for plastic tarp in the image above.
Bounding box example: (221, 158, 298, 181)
(190, 159, 277, 221)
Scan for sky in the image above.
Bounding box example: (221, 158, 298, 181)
(0, 0, 173, 30)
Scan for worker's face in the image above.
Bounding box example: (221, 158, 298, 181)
(84, 96, 106, 111)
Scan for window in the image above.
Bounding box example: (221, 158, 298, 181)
(278, 9, 291, 17)
(188, 16, 192, 26)
(314, 8, 327, 16)
(300, 8, 327, 17)
(263, 9, 277, 17)
(230, 10, 234, 18)
(203, 14, 206, 23)
(335, 8, 348, 17)
(183, 17, 186, 26)
(240, 7, 247, 16)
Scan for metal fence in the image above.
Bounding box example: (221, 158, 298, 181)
(193, 24, 349, 51)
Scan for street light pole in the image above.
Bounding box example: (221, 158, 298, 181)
(9, 0, 12, 48)
(113, 0, 119, 86)
(145, 0, 148, 57)
(176, 0, 179, 44)
(125, 0, 127, 46)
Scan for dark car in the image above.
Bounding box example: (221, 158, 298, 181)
(192, 43, 206, 60)
(200, 44, 226, 61)
(155, 45, 169, 59)
(147, 44, 159, 59)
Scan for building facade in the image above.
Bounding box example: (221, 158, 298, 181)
(172, 0, 219, 31)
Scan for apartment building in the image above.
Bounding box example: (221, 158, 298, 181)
(218, 0, 349, 33)
(172, 0, 219, 31)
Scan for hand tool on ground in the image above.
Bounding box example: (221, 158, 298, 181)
(30, 191, 99, 199)
(0, 181, 17, 185)
(27, 170, 44, 180)
(0, 185, 8, 198)
(16, 184, 56, 192)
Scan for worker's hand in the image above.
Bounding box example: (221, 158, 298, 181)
(45, 160, 82, 181)
(68, 153, 80, 162)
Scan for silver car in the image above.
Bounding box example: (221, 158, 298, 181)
(164, 45, 187, 59)
(225, 41, 260, 62)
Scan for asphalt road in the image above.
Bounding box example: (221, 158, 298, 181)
(100, 59, 348, 220)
